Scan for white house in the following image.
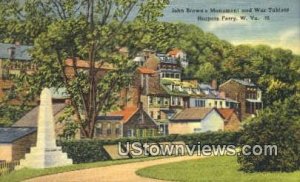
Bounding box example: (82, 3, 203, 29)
(168, 108, 224, 134)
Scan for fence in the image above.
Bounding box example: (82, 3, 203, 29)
(0, 161, 20, 176)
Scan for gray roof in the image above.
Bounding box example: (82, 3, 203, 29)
(13, 103, 67, 127)
(232, 79, 256, 87)
(0, 127, 36, 143)
(0, 43, 32, 60)
(171, 108, 214, 122)
(199, 83, 213, 90)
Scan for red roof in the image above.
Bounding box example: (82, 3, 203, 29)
(167, 48, 181, 56)
(109, 107, 138, 124)
(217, 108, 235, 120)
(137, 67, 156, 74)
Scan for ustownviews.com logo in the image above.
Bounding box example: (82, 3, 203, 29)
(118, 142, 278, 157)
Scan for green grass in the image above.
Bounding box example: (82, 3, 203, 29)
(0, 157, 163, 182)
(136, 156, 300, 182)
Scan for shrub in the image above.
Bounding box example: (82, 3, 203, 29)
(59, 131, 241, 163)
(237, 96, 300, 172)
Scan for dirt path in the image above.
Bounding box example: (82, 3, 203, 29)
(26, 155, 203, 182)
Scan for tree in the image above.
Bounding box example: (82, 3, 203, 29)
(238, 95, 300, 172)
(0, 0, 171, 138)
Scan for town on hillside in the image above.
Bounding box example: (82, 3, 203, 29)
(0, 43, 264, 162)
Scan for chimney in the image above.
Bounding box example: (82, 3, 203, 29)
(211, 79, 217, 90)
(219, 91, 226, 99)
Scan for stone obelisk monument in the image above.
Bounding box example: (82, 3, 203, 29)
(19, 88, 73, 169)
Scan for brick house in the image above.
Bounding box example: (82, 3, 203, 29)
(0, 127, 36, 162)
(219, 79, 263, 120)
(94, 105, 159, 139)
(217, 108, 241, 131)
(0, 43, 34, 102)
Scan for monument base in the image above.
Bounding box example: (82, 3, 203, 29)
(18, 146, 73, 169)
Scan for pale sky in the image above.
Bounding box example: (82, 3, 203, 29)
(161, 0, 300, 54)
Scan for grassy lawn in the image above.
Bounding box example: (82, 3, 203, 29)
(136, 156, 300, 182)
(0, 157, 163, 182)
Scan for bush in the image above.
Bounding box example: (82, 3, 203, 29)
(59, 131, 241, 163)
(237, 96, 300, 172)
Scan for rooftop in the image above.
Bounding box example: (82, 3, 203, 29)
(107, 107, 139, 124)
(138, 67, 156, 74)
(0, 127, 36, 143)
(217, 108, 235, 120)
(171, 108, 214, 121)
(0, 43, 32, 61)
(231, 79, 256, 87)
(13, 103, 67, 127)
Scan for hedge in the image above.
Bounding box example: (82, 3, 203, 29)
(58, 131, 241, 164)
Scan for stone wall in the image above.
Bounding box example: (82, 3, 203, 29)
(12, 132, 37, 161)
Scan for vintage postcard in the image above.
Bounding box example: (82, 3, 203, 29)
(0, 0, 299, 181)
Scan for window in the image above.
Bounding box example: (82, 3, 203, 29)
(127, 129, 132, 137)
(175, 73, 180, 78)
(115, 124, 121, 135)
(149, 97, 153, 104)
(157, 111, 161, 120)
(214, 101, 217, 107)
(164, 98, 169, 105)
(95, 123, 102, 136)
(220, 101, 223, 108)
(107, 129, 112, 135)
(150, 111, 154, 118)
(226, 102, 229, 107)
(116, 128, 120, 135)
(107, 123, 111, 135)
(157, 97, 161, 105)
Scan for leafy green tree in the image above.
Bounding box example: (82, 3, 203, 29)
(0, 0, 171, 138)
(238, 95, 300, 172)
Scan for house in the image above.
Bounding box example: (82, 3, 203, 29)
(0, 43, 33, 101)
(12, 103, 73, 139)
(169, 108, 224, 134)
(166, 48, 189, 68)
(0, 127, 36, 162)
(190, 81, 239, 110)
(217, 108, 241, 131)
(94, 105, 159, 139)
(219, 79, 263, 120)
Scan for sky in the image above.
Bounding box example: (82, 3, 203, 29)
(160, 0, 300, 54)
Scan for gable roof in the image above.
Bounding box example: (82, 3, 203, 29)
(0, 43, 32, 60)
(217, 108, 235, 120)
(108, 107, 139, 124)
(170, 108, 215, 121)
(13, 103, 67, 127)
(0, 127, 36, 143)
(138, 67, 156, 74)
(220, 79, 256, 87)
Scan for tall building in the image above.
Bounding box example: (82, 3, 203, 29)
(219, 79, 263, 120)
